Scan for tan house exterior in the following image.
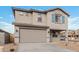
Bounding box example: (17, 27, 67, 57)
(12, 7, 69, 44)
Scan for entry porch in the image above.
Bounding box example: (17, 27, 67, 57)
(50, 29, 67, 42)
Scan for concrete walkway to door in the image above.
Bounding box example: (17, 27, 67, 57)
(17, 43, 74, 52)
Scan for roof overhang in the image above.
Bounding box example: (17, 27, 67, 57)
(12, 7, 70, 17)
(45, 8, 70, 17)
(12, 7, 46, 14)
(0, 29, 10, 34)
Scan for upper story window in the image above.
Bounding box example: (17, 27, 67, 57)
(37, 13, 42, 23)
(61, 16, 65, 23)
(52, 14, 65, 24)
(38, 17, 42, 22)
(55, 14, 60, 23)
(52, 14, 56, 23)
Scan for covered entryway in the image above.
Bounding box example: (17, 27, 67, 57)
(19, 27, 47, 43)
(50, 30, 67, 42)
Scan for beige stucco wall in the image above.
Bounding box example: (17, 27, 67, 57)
(47, 10, 68, 30)
(14, 26, 19, 44)
(32, 12, 47, 26)
(15, 10, 68, 30)
(46, 29, 50, 42)
(15, 11, 32, 24)
(15, 11, 47, 26)
(0, 32, 5, 45)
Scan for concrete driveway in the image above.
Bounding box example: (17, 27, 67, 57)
(17, 43, 74, 52)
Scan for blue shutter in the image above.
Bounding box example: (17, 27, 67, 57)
(62, 16, 65, 23)
(52, 14, 55, 23)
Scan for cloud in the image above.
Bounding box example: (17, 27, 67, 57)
(10, 15, 14, 18)
(0, 21, 14, 34)
(0, 17, 3, 19)
(68, 17, 79, 30)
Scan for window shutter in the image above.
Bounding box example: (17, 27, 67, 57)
(62, 16, 65, 23)
(52, 14, 56, 23)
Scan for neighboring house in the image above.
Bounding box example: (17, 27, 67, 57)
(12, 7, 69, 44)
(76, 29, 79, 39)
(68, 30, 79, 40)
(0, 29, 13, 45)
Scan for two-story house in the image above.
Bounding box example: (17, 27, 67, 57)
(12, 7, 69, 44)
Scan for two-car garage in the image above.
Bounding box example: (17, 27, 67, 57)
(19, 27, 48, 43)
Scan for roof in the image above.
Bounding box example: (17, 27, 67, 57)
(12, 7, 70, 16)
(0, 29, 10, 34)
(13, 22, 49, 29)
(45, 8, 70, 16)
(12, 7, 46, 14)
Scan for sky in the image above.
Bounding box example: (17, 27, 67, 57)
(0, 6, 79, 34)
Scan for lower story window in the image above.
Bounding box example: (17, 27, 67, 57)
(52, 32, 58, 37)
(53, 35, 58, 37)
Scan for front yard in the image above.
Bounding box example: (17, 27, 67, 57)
(0, 43, 18, 52)
(52, 41, 79, 52)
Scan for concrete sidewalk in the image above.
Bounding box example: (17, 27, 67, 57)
(17, 43, 74, 52)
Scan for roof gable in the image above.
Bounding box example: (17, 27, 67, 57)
(45, 8, 70, 16)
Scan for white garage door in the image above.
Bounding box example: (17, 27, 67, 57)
(20, 28, 47, 43)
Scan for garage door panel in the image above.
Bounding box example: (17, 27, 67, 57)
(20, 28, 47, 43)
